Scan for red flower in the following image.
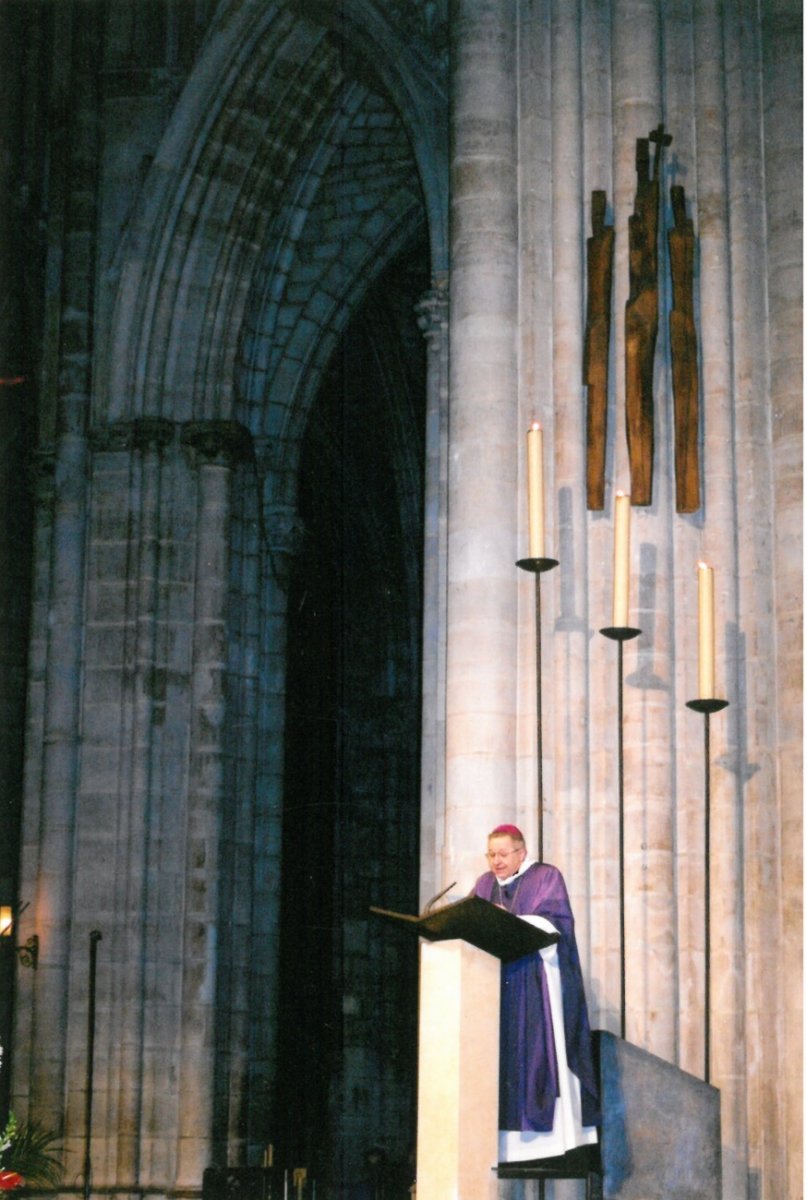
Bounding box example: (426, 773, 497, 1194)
(0, 1171, 25, 1190)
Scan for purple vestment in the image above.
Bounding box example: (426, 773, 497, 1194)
(473, 861, 600, 1133)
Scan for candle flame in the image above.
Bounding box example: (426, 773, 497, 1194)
(530, 420, 541, 431)
(697, 560, 710, 570)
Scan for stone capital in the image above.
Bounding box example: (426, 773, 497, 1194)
(263, 503, 306, 558)
(180, 420, 254, 467)
(131, 417, 175, 453)
(29, 447, 56, 501)
(88, 418, 178, 456)
(415, 275, 449, 341)
(262, 503, 306, 589)
(88, 421, 137, 454)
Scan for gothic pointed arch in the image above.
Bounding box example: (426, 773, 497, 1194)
(81, 0, 447, 1184)
(99, 0, 447, 442)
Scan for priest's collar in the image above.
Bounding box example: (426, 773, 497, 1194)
(497, 857, 537, 887)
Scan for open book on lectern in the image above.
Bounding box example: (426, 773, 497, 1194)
(370, 893, 559, 964)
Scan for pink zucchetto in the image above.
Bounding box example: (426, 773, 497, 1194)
(490, 823, 524, 841)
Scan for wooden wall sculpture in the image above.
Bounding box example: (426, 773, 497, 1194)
(583, 190, 615, 511)
(584, 125, 701, 514)
(668, 184, 700, 513)
(624, 125, 670, 506)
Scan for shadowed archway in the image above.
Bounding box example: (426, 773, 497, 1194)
(275, 239, 428, 1194)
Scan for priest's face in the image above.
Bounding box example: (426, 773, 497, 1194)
(486, 835, 527, 880)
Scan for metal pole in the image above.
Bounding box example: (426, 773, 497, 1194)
(517, 556, 558, 1200)
(83, 930, 102, 1200)
(686, 695, 728, 1083)
(516, 555, 558, 865)
(535, 574, 544, 863)
(617, 641, 626, 1040)
(600, 624, 640, 1042)
(703, 713, 711, 1083)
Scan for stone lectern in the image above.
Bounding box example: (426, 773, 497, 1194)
(371, 897, 558, 1200)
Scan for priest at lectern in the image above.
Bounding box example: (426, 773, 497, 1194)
(472, 824, 600, 1164)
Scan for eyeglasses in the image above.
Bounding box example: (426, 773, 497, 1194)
(486, 849, 522, 862)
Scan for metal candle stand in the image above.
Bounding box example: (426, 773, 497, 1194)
(685, 696, 729, 1084)
(83, 930, 103, 1200)
(599, 625, 641, 1041)
(516, 556, 559, 862)
(516, 555, 558, 1200)
(513, 549, 726, 1169)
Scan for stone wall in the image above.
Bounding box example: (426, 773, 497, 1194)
(432, 3, 802, 1199)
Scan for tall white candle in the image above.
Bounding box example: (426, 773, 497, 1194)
(698, 562, 715, 699)
(612, 491, 631, 627)
(527, 422, 545, 558)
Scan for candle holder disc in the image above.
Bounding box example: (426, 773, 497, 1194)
(686, 698, 729, 714)
(516, 557, 559, 575)
(599, 626, 641, 642)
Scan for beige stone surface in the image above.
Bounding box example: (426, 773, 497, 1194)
(416, 940, 500, 1200)
(431, 2, 802, 1196)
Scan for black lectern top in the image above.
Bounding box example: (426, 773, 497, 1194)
(370, 894, 559, 963)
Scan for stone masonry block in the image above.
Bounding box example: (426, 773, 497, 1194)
(595, 1031, 721, 1199)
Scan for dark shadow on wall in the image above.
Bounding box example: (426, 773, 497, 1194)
(275, 239, 428, 1197)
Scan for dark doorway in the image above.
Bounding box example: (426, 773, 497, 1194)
(275, 238, 428, 1196)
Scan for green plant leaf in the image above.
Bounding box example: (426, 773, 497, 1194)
(1, 1119, 63, 1189)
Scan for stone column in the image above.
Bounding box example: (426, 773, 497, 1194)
(249, 486, 305, 1152)
(175, 420, 251, 1186)
(721, 6, 787, 1195)
(68, 418, 175, 1186)
(416, 276, 449, 908)
(545, 1, 591, 948)
(12, 450, 60, 1119)
(691, 7, 747, 1193)
(19, 424, 88, 1127)
(15, 0, 102, 1133)
(445, 0, 519, 892)
(0, 0, 36, 975)
(609, 0, 678, 1065)
(660, 0, 712, 1084)
(762, 6, 803, 1193)
(129, 419, 177, 1184)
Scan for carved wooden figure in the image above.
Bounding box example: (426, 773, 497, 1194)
(584, 190, 615, 510)
(624, 125, 671, 505)
(668, 184, 700, 513)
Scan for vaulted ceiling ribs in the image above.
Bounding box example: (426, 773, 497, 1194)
(107, 1, 436, 447)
